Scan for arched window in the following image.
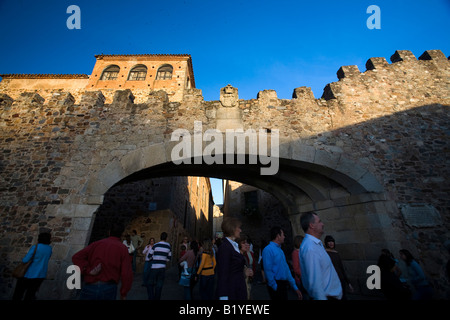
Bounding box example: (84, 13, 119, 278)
(156, 64, 173, 80)
(128, 64, 147, 81)
(100, 65, 120, 80)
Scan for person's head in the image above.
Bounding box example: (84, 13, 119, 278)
(202, 239, 214, 256)
(221, 217, 242, 240)
(190, 240, 199, 255)
(38, 232, 51, 244)
(132, 230, 137, 235)
(160, 232, 168, 241)
(399, 249, 414, 265)
(377, 253, 395, 272)
(109, 223, 125, 238)
(270, 226, 285, 245)
(238, 235, 250, 252)
(293, 235, 303, 249)
(381, 249, 394, 259)
(324, 235, 335, 249)
(149, 237, 155, 245)
(300, 211, 324, 238)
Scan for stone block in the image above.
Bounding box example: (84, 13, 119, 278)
(292, 86, 315, 100)
(97, 160, 126, 189)
(141, 143, 167, 168)
(313, 149, 341, 170)
(80, 90, 105, 107)
(0, 93, 13, 109)
(365, 57, 389, 70)
(291, 142, 316, 163)
(337, 65, 360, 80)
(356, 171, 383, 193)
(16, 92, 45, 106)
(257, 89, 277, 100)
(55, 204, 77, 217)
(67, 229, 91, 246)
(51, 243, 71, 260)
(120, 149, 145, 176)
(86, 195, 104, 205)
(49, 91, 75, 107)
(74, 204, 99, 218)
(72, 217, 93, 231)
(112, 89, 135, 105)
(216, 107, 242, 120)
(390, 50, 416, 63)
(332, 156, 366, 183)
(321, 83, 337, 100)
(85, 177, 109, 197)
(418, 50, 447, 62)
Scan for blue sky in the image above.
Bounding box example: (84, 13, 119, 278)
(0, 0, 448, 204)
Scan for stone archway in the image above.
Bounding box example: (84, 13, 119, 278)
(62, 139, 399, 297)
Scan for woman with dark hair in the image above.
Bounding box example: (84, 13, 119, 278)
(12, 232, 52, 300)
(324, 235, 353, 299)
(399, 249, 433, 300)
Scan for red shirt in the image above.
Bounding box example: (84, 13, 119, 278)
(72, 236, 133, 298)
(291, 248, 301, 282)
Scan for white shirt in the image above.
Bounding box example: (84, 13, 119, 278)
(142, 244, 153, 261)
(300, 234, 343, 300)
(226, 237, 240, 253)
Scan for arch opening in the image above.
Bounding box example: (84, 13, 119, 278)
(82, 150, 397, 297)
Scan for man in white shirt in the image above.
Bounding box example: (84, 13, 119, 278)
(299, 211, 343, 300)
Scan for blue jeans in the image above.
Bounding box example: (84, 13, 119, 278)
(199, 274, 215, 300)
(146, 268, 165, 300)
(80, 282, 118, 300)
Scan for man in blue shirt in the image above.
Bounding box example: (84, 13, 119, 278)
(262, 227, 302, 300)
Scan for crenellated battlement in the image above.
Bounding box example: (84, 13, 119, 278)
(335, 49, 449, 80)
(0, 49, 448, 137)
(1, 49, 447, 107)
(315, 50, 449, 121)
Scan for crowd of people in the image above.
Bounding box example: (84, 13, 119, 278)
(12, 211, 442, 300)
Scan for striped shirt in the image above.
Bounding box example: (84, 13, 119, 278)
(148, 241, 172, 269)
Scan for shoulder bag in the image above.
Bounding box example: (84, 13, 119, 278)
(12, 244, 38, 278)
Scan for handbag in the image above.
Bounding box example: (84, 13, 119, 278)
(12, 244, 38, 278)
(178, 272, 191, 287)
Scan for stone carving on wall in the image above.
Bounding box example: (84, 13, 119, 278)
(220, 84, 239, 108)
(216, 84, 243, 130)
